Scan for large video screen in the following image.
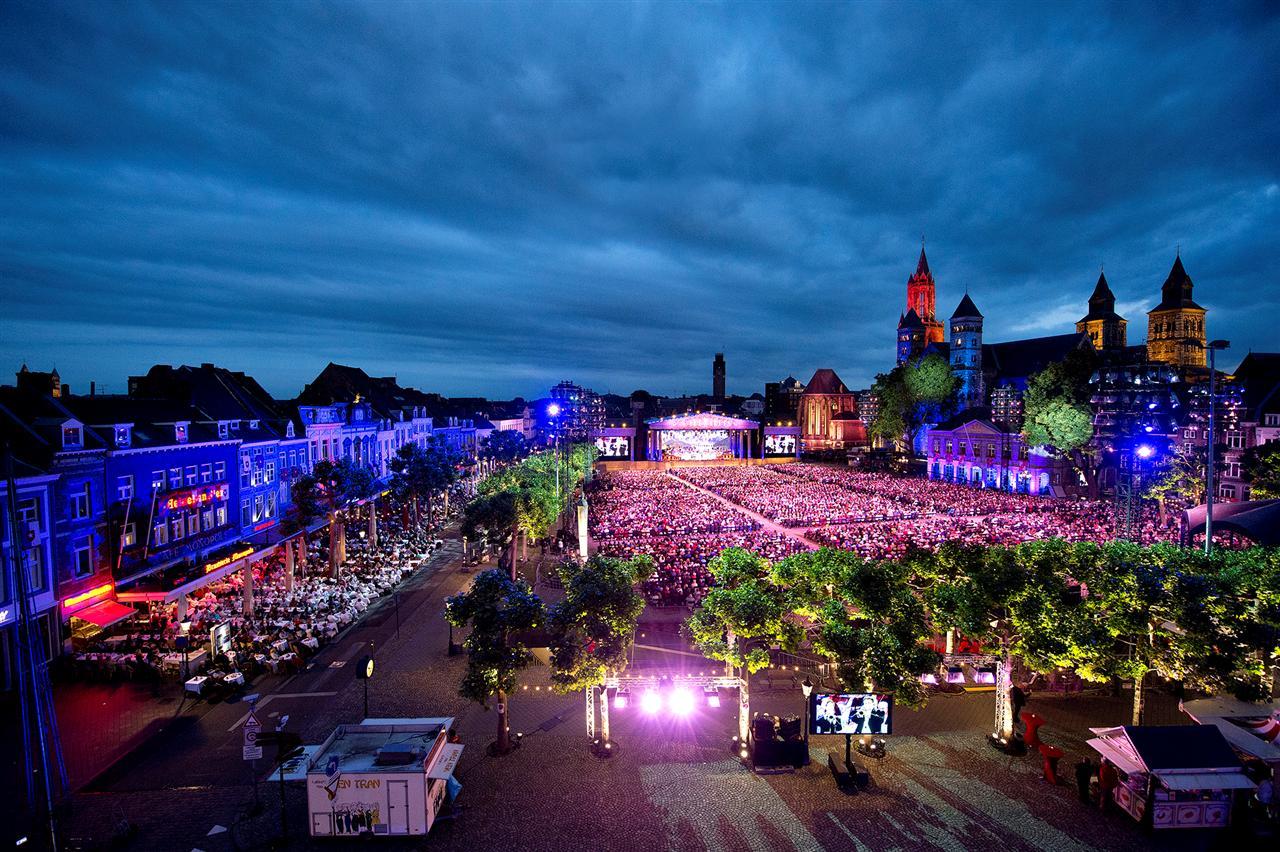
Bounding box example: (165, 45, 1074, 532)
(660, 429, 732, 461)
(594, 436, 630, 459)
(764, 434, 796, 456)
(811, 693, 892, 735)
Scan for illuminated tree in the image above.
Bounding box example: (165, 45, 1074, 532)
(870, 355, 958, 453)
(293, 459, 376, 576)
(479, 429, 531, 466)
(546, 555, 647, 693)
(1242, 442, 1280, 500)
(445, 569, 544, 755)
(1022, 350, 1101, 497)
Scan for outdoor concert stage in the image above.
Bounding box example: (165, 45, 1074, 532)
(591, 412, 800, 467)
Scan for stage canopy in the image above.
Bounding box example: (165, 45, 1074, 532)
(1182, 499, 1280, 546)
(644, 412, 759, 461)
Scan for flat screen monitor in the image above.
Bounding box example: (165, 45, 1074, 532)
(810, 693, 892, 736)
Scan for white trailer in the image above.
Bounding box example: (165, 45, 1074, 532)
(305, 718, 459, 837)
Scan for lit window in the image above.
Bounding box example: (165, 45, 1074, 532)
(121, 522, 136, 548)
(170, 516, 184, 541)
(71, 484, 91, 519)
(117, 475, 134, 501)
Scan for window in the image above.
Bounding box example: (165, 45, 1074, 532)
(249, 420, 260, 430)
(185, 466, 197, 486)
(214, 461, 226, 481)
(945, 440, 953, 454)
(986, 443, 995, 459)
(114, 425, 131, 447)
(215, 504, 227, 527)
(170, 467, 182, 488)
(151, 470, 166, 492)
(187, 511, 200, 537)
(116, 475, 134, 501)
(241, 499, 252, 527)
(1227, 462, 1241, 479)
(72, 541, 93, 577)
(1227, 432, 1244, 450)
(202, 508, 215, 531)
(200, 463, 212, 484)
(1219, 484, 1236, 499)
(241, 453, 251, 487)
(218, 421, 229, 439)
(267, 491, 277, 519)
(151, 519, 167, 547)
(265, 460, 275, 483)
(253, 495, 264, 523)
(121, 522, 136, 548)
(62, 425, 83, 448)
(22, 548, 46, 592)
(71, 484, 91, 519)
(1266, 414, 1279, 427)
(170, 516, 184, 541)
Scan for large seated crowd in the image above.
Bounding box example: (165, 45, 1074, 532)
(65, 513, 449, 687)
(589, 463, 1182, 606)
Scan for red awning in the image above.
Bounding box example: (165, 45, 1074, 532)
(71, 600, 137, 629)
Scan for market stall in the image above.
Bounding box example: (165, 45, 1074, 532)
(1087, 725, 1255, 829)
(306, 718, 460, 837)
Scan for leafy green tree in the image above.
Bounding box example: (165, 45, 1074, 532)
(480, 430, 531, 466)
(389, 439, 466, 528)
(547, 555, 647, 693)
(810, 559, 940, 708)
(870, 355, 958, 452)
(1242, 441, 1280, 499)
(445, 569, 544, 755)
(1145, 445, 1206, 524)
(686, 548, 803, 741)
(1022, 349, 1101, 497)
(293, 459, 377, 575)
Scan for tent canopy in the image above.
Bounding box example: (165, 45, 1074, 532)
(71, 600, 137, 629)
(1182, 499, 1280, 546)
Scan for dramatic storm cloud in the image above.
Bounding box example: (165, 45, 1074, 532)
(1, 1, 1277, 398)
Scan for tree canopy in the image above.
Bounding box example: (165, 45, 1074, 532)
(1022, 349, 1101, 495)
(1243, 441, 1280, 499)
(869, 355, 958, 452)
(547, 554, 647, 692)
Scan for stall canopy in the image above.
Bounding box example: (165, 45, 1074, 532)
(1087, 725, 1254, 791)
(1182, 696, 1280, 766)
(72, 600, 137, 629)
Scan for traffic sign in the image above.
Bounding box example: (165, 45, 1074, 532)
(242, 745, 263, 761)
(243, 710, 262, 731)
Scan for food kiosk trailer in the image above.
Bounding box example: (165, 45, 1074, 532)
(1086, 725, 1255, 830)
(306, 718, 461, 837)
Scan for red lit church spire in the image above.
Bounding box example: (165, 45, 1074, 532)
(906, 243, 944, 346)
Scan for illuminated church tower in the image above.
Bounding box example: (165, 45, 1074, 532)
(1075, 270, 1127, 351)
(897, 309, 926, 364)
(1146, 255, 1206, 369)
(949, 293, 984, 410)
(906, 246, 945, 348)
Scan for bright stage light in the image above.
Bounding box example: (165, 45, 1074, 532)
(640, 689, 662, 714)
(1136, 444, 1155, 459)
(669, 686, 696, 716)
(614, 692, 628, 709)
(704, 689, 720, 708)
(547, 403, 561, 417)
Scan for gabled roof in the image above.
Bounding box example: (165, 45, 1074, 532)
(932, 407, 1012, 434)
(982, 333, 1091, 383)
(950, 293, 982, 319)
(801, 368, 850, 396)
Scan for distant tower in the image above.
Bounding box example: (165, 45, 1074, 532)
(897, 309, 927, 364)
(949, 294, 984, 410)
(712, 352, 726, 400)
(1075, 270, 1127, 351)
(906, 246, 945, 347)
(1146, 255, 1207, 369)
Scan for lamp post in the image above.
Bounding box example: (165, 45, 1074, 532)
(547, 403, 562, 502)
(1184, 339, 1230, 552)
(801, 677, 813, 765)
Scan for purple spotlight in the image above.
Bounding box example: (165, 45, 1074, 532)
(1136, 444, 1155, 459)
(669, 686, 696, 716)
(640, 689, 661, 714)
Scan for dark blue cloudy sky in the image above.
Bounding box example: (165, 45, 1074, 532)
(2, 1, 1277, 400)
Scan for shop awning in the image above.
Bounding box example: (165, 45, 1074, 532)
(72, 600, 137, 629)
(1156, 772, 1255, 792)
(1085, 737, 1146, 776)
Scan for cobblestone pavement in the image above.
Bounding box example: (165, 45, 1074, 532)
(44, 536, 1264, 852)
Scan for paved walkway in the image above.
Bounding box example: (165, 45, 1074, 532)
(667, 471, 818, 551)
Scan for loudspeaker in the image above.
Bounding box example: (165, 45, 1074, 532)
(777, 717, 802, 741)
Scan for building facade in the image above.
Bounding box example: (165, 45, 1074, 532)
(949, 294, 984, 411)
(796, 369, 865, 453)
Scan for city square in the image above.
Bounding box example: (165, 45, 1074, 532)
(2, 2, 1279, 851)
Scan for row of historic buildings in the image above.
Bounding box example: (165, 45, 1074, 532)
(0, 362, 487, 684)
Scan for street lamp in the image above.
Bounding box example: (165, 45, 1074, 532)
(547, 403, 562, 502)
(1184, 338, 1230, 553)
(801, 677, 813, 764)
